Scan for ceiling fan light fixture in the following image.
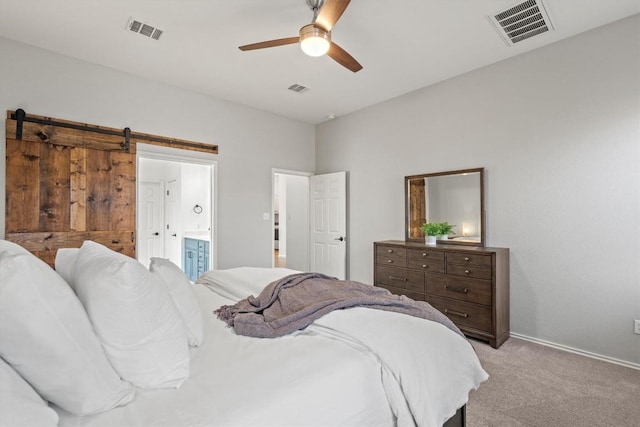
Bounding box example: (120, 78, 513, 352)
(299, 24, 331, 57)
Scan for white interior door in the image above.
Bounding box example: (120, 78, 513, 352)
(309, 172, 347, 279)
(138, 181, 164, 268)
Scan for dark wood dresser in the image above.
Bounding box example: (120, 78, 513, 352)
(374, 240, 509, 348)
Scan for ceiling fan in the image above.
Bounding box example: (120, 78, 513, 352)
(238, 0, 362, 73)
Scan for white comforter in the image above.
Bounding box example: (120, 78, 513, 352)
(57, 267, 487, 427)
(199, 268, 488, 427)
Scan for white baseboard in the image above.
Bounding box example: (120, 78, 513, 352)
(511, 333, 640, 371)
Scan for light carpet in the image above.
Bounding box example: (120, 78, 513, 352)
(467, 337, 640, 426)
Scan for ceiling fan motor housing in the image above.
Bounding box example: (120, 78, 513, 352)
(299, 24, 331, 56)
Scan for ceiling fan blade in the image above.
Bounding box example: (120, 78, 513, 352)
(327, 42, 362, 73)
(239, 37, 299, 51)
(314, 0, 351, 32)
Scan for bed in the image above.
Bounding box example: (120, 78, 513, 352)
(0, 240, 488, 427)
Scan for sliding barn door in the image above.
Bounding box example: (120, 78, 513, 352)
(4, 111, 136, 266)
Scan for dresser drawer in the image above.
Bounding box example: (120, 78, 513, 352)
(376, 255, 406, 268)
(374, 241, 509, 349)
(376, 245, 407, 258)
(447, 252, 492, 268)
(427, 295, 492, 333)
(375, 266, 424, 293)
(446, 263, 492, 280)
(426, 274, 492, 306)
(376, 283, 425, 302)
(407, 249, 445, 273)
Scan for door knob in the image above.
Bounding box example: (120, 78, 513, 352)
(153, 232, 159, 236)
(334, 236, 345, 241)
(171, 234, 177, 237)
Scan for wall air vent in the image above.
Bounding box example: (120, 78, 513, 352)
(288, 84, 309, 94)
(488, 0, 553, 46)
(127, 18, 163, 40)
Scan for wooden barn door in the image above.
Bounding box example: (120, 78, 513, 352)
(5, 111, 136, 266)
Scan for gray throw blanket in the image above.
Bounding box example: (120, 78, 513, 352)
(215, 273, 463, 338)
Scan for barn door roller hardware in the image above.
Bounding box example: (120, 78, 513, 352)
(9, 108, 218, 154)
(11, 108, 131, 152)
(14, 108, 25, 140)
(123, 127, 131, 153)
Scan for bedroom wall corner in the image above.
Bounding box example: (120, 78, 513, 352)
(315, 15, 640, 366)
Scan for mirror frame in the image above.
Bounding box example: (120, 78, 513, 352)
(404, 167, 485, 246)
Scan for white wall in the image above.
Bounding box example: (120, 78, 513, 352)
(285, 174, 310, 272)
(316, 16, 640, 366)
(0, 36, 315, 269)
(180, 163, 211, 234)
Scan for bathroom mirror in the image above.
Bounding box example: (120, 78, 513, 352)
(405, 167, 485, 246)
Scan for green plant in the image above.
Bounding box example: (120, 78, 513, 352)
(419, 222, 440, 236)
(436, 221, 454, 236)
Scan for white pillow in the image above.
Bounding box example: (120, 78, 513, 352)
(0, 240, 136, 416)
(149, 257, 204, 347)
(54, 247, 79, 284)
(0, 239, 31, 254)
(0, 357, 59, 427)
(71, 241, 190, 389)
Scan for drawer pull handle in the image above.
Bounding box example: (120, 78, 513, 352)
(422, 264, 430, 269)
(464, 257, 470, 261)
(387, 249, 393, 253)
(387, 259, 394, 263)
(422, 253, 428, 257)
(464, 270, 470, 275)
(445, 285, 469, 294)
(445, 309, 468, 318)
(389, 276, 407, 282)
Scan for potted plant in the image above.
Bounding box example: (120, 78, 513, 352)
(436, 222, 454, 240)
(419, 222, 439, 245)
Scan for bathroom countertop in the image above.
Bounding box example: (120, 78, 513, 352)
(183, 232, 211, 242)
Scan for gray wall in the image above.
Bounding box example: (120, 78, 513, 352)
(1, 16, 638, 367)
(316, 16, 640, 365)
(0, 36, 315, 269)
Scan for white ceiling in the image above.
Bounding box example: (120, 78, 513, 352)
(0, 0, 638, 124)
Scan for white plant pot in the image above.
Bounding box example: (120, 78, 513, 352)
(425, 235, 437, 245)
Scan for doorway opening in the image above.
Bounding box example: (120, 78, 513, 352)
(271, 170, 348, 278)
(272, 170, 312, 271)
(137, 144, 217, 279)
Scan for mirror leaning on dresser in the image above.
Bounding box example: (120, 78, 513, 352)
(376, 167, 509, 348)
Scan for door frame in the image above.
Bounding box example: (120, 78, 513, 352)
(271, 169, 313, 270)
(137, 143, 218, 270)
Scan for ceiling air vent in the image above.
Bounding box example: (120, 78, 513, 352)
(127, 18, 163, 40)
(488, 0, 553, 46)
(288, 84, 309, 94)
